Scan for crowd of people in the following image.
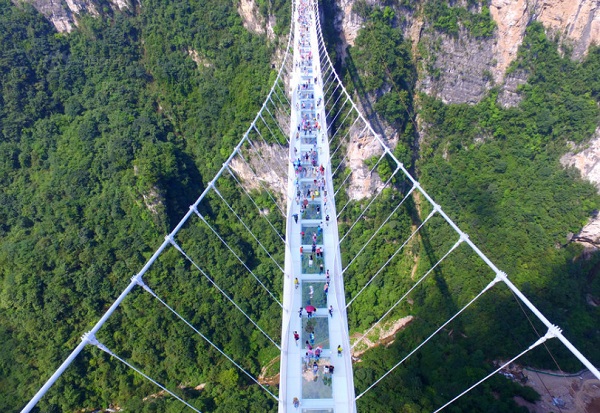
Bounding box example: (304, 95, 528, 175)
(289, 0, 345, 409)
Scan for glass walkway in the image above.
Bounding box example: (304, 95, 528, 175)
(279, 1, 356, 411)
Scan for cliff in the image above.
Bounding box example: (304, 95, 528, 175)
(13, 0, 132, 32)
(334, 0, 600, 249)
(561, 128, 600, 249)
(336, 0, 600, 105)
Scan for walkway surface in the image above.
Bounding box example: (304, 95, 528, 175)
(279, 1, 356, 412)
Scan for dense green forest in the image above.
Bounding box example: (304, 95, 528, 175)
(1, 0, 600, 412)
(339, 3, 600, 412)
(0, 0, 287, 411)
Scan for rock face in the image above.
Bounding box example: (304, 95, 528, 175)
(489, 0, 530, 83)
(560, 128, 600, 248)
(344, 122, 387, 200)
(418, 31, 496, 104)
(491, 0, 600, 79)
(229, 141, 289, 210)
(188, 49, 212, 68)
(333, 0, 364, 57)
(14, 0, 132, 33)
(536, 0, 600, 60)
(237, 0, 275, 40)
(496, 69, 528, 108)
(335, 0, 600, 105)
(560, 129, 600, 193)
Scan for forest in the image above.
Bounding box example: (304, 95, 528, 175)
(0, 0, 599, 412)
(341, 3, 600, 412)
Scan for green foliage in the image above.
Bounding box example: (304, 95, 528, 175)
(342, 7, 600, 413)
(345, 10, 417, 170)
(424, 0, 496, 38)
(0, 0, 288, 410)
(422, 25, 600, 321)
(409, 11, 600, 400)
(2, 0, 600, 412)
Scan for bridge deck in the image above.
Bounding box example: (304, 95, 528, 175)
(279, 1, 356, 412)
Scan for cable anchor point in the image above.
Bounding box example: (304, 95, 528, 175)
(546, 324, 563, 340)
(189, 204, 198, 214)
(81, 331, 97, 346)
(494, 271, 508, 283)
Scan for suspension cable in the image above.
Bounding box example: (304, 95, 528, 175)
(331, 122, 366, 162)
(433, 327, 560, 412)
(328, 105, 358, 145)
(352, 230, 463, 349)
(252, 124, 289, 174)
(193, 206, 283, 307)
(343, 184, 415, 273)
(263, 100, 290, 142)
(238, 138, 289, 214)
(239, 139, 289, 217)
(166, 235, 281, 349)
(340, 166, 400, 243)
(212, 186, 284, 273)
(134, 279, 280, 400)
(227, 161, 287, 232)
(325, 95, 349, 125)
(259, 113, 289, 152)
(85, 333, 203, 412)
(355, 274, 503, 401)
(332, 129, 378, 199)
(275, 82, 292, 111)
(336, 150, 388, 218)
(324, 83, 340, 107)
(346, 206, 437, 308)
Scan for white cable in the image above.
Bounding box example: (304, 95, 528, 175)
(328, 104, 358, 144)
(346, 207, 437, 308)
(330, 120, 364, 166)
(227, 160, 287, 231)
(325, 95, 349, 124)
(352, 226, 461, 349)
(339, 166, 400, 243)
(324, 83, 340, 107)
(336, 149, 387, 218)
(251, 124, 289, 173)
(212, 186, 285, 273)
(134, 281, 280, 401)
(331, 125, 374, 198)
(433, 327, 560, 412)
(275, 82, 292, 107)
(86, 334, 203, 412)
(193, 208, 282, 307)
(259, 112, 289, 152)
(166, 236, 281, 349)
(355, 274, 502, 401)
(342, 184, 415, 273)
(263, 100, 290, 142)
(235, 142, 287, 218)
